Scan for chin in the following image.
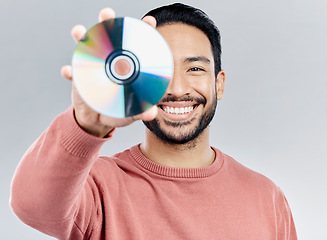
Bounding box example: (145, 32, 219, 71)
(143, 118, 205, 145)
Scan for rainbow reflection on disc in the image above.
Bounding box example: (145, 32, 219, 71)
(72, 17, 173, 118)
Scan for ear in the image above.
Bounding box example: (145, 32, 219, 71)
(216, 70, 226, 100)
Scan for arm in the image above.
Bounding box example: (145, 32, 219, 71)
(10, 8, 158, 239)
(10, 107, 109, 239)
(276, 188, 298, 240)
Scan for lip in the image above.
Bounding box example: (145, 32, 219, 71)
(158, 102, 199, 121)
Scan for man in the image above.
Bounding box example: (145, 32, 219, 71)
(10, 3, 297, 240)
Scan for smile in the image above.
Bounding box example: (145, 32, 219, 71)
(162, 106, 195, 115)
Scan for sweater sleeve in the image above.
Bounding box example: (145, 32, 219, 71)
(276, 188, 298, 240)
(10, 107, 112, 239)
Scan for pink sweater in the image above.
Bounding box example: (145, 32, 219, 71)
(10, 107, 297, 240)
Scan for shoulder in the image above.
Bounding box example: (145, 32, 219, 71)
(215, 149, 297, 237)
(89, 146, 143, 178)
(215, 148, 284, 197)
(216, 148, 293, 213)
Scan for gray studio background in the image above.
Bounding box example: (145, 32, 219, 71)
(1, 0, 326, 239)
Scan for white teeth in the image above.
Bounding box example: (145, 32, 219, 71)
(163, 106, 194, 114)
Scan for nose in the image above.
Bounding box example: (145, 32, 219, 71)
(165, 69, 192, 98)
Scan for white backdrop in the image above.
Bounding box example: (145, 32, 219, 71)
(1, 0, 326, 239)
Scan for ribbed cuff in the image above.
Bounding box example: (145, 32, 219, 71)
(58, 106, 115, 158)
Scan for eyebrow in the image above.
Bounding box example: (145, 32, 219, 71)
(183, 56, 211, 64)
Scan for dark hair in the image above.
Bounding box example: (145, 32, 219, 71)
(144, 3, 222, 76)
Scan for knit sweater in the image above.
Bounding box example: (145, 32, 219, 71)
(10, 107, 297, 239)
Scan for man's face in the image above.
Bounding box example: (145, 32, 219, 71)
(144, 23, 225, 145)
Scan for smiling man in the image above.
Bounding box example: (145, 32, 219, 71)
(142, 21, 224, 168)
(10, 3, 297, 240)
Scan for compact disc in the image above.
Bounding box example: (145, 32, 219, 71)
(72, 17, 173, 118)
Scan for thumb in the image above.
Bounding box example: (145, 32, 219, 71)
(134, 105, 158, 122)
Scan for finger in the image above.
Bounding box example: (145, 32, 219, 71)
(142, 16, 157, 28)
(71, 24, 87, 43)
(98, 8, 116, 22)
(61, 65, 72, 81)
(139, 105, 158, 121)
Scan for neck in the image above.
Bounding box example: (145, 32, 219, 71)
(140, 127, 215, 168)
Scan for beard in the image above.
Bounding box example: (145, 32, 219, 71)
(143, 95, 217, 145)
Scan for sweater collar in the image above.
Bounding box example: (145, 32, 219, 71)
(130, 144, 224, 178)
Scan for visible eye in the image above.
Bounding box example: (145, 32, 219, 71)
(188, 67, 204, 72)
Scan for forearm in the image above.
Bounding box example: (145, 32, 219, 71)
(10, 107, 110, 237)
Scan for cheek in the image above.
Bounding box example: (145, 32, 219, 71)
(192, 78, 217, 100)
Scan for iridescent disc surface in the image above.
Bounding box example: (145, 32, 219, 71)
(72, 17, 173, 118)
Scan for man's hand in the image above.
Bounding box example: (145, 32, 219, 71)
(61, 8, 158, 138)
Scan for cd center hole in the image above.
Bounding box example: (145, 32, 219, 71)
(114, 59, 132, 77)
